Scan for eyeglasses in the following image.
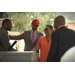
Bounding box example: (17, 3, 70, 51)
(43, 28, 49, 31)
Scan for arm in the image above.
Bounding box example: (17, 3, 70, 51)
(40, 32, 43, 37)
(1, 32, 17, 51)
(9, 32, 25, 40)
(47, 32, 58, 62)
(31, 45, 40, 51)
(31, 36, 42, 51)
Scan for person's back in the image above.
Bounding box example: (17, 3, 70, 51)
(47, 15, 75, 62)
(60, 46, 75, 62)
(0, 27, 7, 51)
(54, 26, 75, 61)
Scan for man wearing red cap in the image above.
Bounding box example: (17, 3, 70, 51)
(9, 19, 43, 52)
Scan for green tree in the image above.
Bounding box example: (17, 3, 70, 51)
(6, 12, 35, 31)
(0, 12, 74, 33)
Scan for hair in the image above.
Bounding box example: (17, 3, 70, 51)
(2, 19, 11, 26)
(31, 23, 33, 25)
(46, 25, 53, 30)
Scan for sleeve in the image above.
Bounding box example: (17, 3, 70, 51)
(9, 31, 25, 40)
(40, 32, 43, 37)
(1, 32, 17, 51)
(47, 31, 58, 62)
(37, 37, 41, 47)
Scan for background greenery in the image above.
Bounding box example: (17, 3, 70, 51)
(0, 12, 74, 33)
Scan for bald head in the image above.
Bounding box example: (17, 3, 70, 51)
(54, 15, 65, 29)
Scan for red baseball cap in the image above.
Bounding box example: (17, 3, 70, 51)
(32, 19, 40, 26)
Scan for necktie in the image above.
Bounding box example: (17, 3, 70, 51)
(31, 31, 35, 44)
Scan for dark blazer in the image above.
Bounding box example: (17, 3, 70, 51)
(47, 26, 75, 62)
(0, 27, 17, 51)
(9, 30, 43, 51)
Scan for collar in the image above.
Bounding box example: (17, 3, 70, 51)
(58, 25, 65, 29)
(31, 30, 37, 33)
(2, 26, 8, 33)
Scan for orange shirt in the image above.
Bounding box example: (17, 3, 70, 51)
(37, 36, 51, 62)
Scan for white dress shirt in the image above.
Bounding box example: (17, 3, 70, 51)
(58, 25, 65, 29)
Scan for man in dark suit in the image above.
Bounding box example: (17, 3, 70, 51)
(0, 19, 17, 51)
(47, 15, 75, 62)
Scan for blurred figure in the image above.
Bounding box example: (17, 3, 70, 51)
(9, 19, 43, 52)
(31, 25, 53, 62)
(0, 19, 17, 51)
(60, 46, 75, 62)
(47, 15, 75, 62)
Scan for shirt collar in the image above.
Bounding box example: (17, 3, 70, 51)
(2, 26, 8, 33)
(58, 25, 65, 29)
(31, 30, 37, 33)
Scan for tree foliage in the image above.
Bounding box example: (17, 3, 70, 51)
(0, 12, 74, 33)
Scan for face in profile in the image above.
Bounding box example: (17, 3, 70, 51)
(6, 21, 12, 31)
(44, 26, 52, 36)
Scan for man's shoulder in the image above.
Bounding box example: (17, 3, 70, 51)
(52, 29, 60, 37)
(58, 26, 75, 33)
(0, 27, 4, 31)
(24, 30, 31, 33)
(52, 26, 66, 34)
(37, 30, 43, 34)
(52, 29, 58, 34)
(52, 26, 75, 37)
(0, 27, 6, 34)
(24, 30, 31, 32)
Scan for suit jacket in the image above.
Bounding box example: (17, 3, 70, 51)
(0, 27, 17, 51)
(9, 30, 43, 51)
(47, 26, 75, 62)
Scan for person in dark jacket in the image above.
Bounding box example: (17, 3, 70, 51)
(0, 19, 17, 51)
(47, 15, 75, 62)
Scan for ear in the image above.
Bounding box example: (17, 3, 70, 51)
(50, 29, 53, 33)
(3, 23, 7, 27)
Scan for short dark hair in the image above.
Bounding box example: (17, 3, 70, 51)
(31, 23, 33, 25)
(46, 25, 53, 30)
(2, 19, 11, 26)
